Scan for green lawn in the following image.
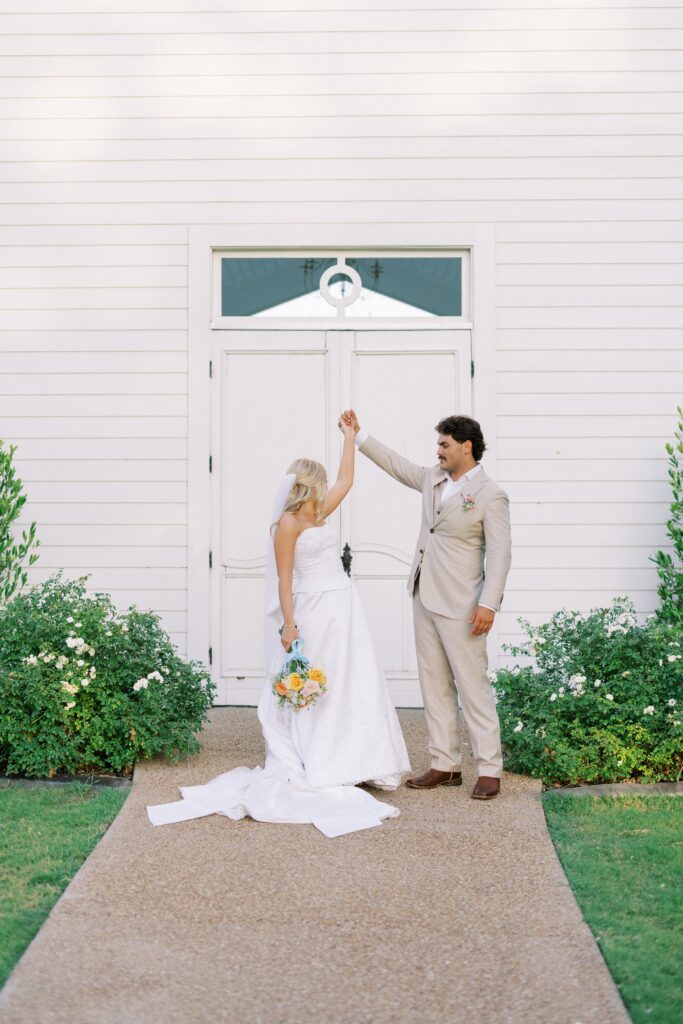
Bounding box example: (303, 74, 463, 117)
(0, 781, 129, 989)
(543, 794, 683, 1024)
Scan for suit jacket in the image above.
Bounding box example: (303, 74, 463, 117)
(359, 434, 512, 620)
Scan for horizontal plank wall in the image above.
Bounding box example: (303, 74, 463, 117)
(1, 0, 681, 664)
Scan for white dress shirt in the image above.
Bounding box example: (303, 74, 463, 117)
(440, 461, 482, 502)
(355, 429, 495, 613)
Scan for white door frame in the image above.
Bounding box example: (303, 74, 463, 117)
(187, 229, 496, 675)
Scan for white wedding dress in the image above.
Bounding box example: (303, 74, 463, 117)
(147, 519, 411, 838)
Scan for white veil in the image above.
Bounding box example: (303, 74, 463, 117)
(263, 473, 296, 671)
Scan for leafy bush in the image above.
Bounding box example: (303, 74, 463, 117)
(495, 599, 682, 786)
(650, 404, 683, 626)
(0, 440, 40, 605)
(0, 573, 216, 778)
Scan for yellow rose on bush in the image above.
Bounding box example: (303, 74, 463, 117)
(289, 673, 304, 691)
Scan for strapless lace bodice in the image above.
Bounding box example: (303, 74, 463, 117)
(292, 521, 350, 592)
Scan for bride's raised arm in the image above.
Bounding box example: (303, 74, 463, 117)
(322, 418, 356, 518)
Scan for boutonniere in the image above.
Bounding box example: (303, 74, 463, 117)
(462, 494, 476, 512)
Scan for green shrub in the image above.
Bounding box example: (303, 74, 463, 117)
(0, 439, 40, 605)
(0, 573, 216, 778)
(495, 598, 683, 786)
(649, 404, 683, 626)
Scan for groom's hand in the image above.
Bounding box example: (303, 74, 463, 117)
(338, 415, 355, 439)
(341, 409, 360, 434)
(468, 606, 495, 636)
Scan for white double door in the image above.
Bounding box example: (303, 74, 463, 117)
(212, 325, 472, 706)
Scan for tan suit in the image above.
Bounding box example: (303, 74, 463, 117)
(359, 434, 512, 777)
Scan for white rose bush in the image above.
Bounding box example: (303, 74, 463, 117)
(0, 573, 215, 778)
(494, 599, 682, 786)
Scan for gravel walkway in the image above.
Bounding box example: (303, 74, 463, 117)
(0, 709, 630, 1024)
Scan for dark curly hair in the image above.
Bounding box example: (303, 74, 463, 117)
(435, 415, 487, 462)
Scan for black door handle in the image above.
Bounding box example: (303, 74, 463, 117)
(341, 542, 352, 577)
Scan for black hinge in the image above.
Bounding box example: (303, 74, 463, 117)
(209, 454, 213, 473)
(208, 646, 213, 665)
(209, 550, 213, 568)
(209, 360, 213, 378)
(471, 359, 475, 378)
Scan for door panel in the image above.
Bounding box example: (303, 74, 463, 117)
(217, 334, 329, 703)
(345, 330, 471, 705)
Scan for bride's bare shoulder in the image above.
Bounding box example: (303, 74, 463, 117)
(274, 513, 303, 537)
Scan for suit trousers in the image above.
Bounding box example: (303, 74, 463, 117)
(412, 579, 503, 778)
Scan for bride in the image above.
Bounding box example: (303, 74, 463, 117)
(147, 418, 411, 837)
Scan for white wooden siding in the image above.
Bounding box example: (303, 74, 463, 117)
(1, 0, 681, 664)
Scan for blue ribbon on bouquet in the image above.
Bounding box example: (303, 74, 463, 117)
(282, 637, 310, 669)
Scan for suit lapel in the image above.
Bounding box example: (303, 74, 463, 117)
(432, 469, 448, 516)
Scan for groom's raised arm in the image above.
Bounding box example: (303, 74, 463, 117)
(343, 411, 428, 492)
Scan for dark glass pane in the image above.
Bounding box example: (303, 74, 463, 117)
(221, 256, 462, 317)
(346, 257, 462, 316)
(221, 258, 336, 316)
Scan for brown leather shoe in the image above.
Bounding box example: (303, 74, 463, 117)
(406, 768, 462, 789)
(471, 776, 501, 800)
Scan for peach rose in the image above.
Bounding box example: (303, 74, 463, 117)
(276, 682, 288, 696)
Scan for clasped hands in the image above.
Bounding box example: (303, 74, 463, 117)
(340, 409, 359, 435)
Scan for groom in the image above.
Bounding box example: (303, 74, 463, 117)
(342, 411, 512, 800)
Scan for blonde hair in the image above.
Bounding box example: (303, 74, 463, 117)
(272, 458, 328, 534)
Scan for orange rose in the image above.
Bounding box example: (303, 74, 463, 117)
(275, 682, 288, 696)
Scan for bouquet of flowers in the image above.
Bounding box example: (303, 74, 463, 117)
(272, 637, 328, 712)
